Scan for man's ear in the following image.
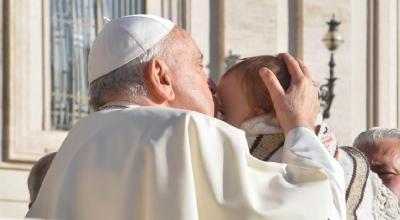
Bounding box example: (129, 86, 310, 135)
(145, 58, 175, 103)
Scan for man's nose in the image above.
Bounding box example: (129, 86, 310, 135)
(208, 79, 217, 95)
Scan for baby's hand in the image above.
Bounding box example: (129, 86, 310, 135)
(258, 53, 320, 135)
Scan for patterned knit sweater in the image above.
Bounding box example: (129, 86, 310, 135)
(241, 115, 400, 220)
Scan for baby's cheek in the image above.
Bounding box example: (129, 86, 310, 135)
(224, 112, 244, 128)
(221, 113, 233, 124)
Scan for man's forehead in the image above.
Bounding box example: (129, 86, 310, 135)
(173, 28, 202, 56)
(190, 39, 202, 58)
(365, 138, 400, 159)
(377, 138, 400, 148)
(174, 27, 196, 44)
(169, 29, 205, 67)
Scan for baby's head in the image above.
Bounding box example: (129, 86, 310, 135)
(217, 55, 290, 127)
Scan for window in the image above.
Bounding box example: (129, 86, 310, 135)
(50, 0, 145, 130)
(3, 0, 190, 162)
(3, 0, 145, 162)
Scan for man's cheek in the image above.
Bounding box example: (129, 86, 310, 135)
(384, 177, 400, 192)
(391, 179, 400, 198)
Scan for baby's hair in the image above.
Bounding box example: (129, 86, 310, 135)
(223, 55, 291, 115)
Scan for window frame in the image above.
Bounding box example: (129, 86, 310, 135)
(2, 0, 191, 163)
(3, 0, 67, 163)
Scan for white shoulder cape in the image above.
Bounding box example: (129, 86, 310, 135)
(27, 106, 341, 219)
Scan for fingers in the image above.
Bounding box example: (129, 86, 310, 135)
(258, 67, 285, 103)
(278, 53, 304, 82)
(296, 58, 311, 78)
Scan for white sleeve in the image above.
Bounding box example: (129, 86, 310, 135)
(282, 127, 346, 220)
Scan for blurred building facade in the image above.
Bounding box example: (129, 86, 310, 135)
(0, 0, 399, 217)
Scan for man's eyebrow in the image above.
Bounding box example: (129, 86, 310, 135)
(200, 53, 204, 60)
(371, 163, 395, 172)
(371, 163, 387, 170)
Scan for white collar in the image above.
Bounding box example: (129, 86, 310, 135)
(99, 101, 139, 110)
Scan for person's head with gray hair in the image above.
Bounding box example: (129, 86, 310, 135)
(355, 127, 400, 202)
(88, 15, 215, 115)
(354, 127, 400, 148)
(27, 152, 57, 209)
(89, 33, 172, 110)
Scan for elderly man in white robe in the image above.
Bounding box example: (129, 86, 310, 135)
(26, 15, 345, 220)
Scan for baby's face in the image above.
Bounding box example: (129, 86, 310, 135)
(217, 71, 255, 127)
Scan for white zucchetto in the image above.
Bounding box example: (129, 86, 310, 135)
(88, 14, 175, 83)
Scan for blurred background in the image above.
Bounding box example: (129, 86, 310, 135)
(1, 0, 399, 217)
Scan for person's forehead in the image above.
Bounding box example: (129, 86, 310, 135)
(181, 39, 201, 60)
(190, 40, 202, 58)
(376, 138, 400, 151)
(365, 138, 400, 159)
(174, 28, 201, 54)
(218, 71, 244, 97)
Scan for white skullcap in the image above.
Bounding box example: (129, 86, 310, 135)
(88, 14, 175, 83)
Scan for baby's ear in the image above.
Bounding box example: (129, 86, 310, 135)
(253, 107, 265, 116)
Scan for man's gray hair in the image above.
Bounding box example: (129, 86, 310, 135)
(89, 32, 172, 110)
(353, 127, 400, 148)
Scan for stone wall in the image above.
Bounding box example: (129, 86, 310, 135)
(301, 0, 363, 145)
(0, 169, 29, 217)
(225, 0, 286, 58)
(223, 0, 371, 145)
(0, 0, 35, 217)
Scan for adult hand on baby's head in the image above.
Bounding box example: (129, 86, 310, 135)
(258, 53, 320, 135)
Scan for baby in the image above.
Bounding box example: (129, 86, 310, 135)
(218, 55, 336, 160)
(217, 55, 400, 219)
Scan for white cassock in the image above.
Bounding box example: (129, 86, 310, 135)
(27, 105, 345, 220)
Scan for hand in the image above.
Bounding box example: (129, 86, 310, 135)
(258, 53, 320, 135)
